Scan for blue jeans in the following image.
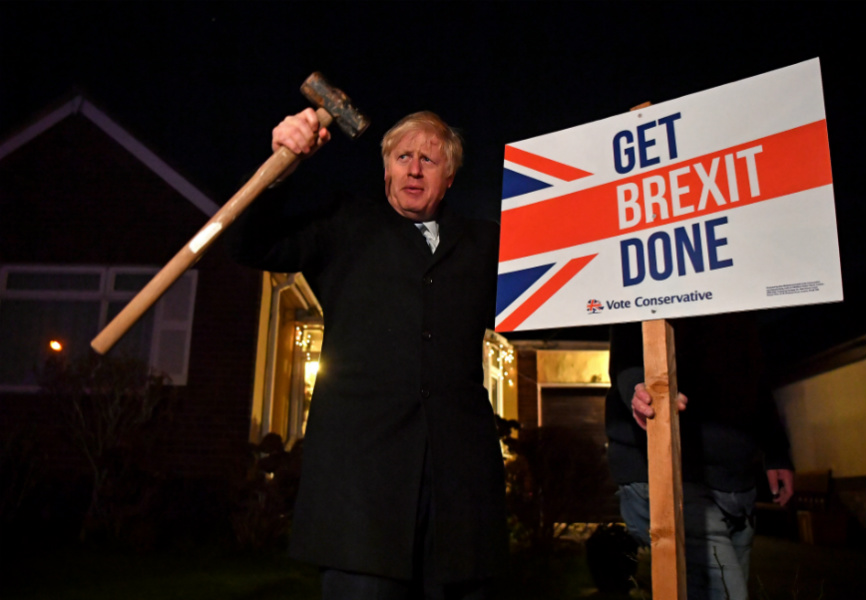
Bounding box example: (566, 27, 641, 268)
(619, 482, 756, 600)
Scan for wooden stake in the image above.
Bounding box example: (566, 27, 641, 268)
(642, 319, 686, 600)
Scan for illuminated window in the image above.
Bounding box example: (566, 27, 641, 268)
(291, 323, 322, 439)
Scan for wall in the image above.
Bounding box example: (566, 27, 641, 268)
(775, 353, 866, 528)
(775, 359, 866, 477)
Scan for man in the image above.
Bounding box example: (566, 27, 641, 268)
(605, 313, 794, 600)
(230, 108, 507, 600)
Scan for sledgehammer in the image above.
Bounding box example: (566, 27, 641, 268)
(91, 72, 368, 354)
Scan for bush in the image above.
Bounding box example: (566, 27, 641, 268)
(497, 417, 608, 553)
(585, 522, 638, 593)
(40, 352, 175, 544)
(230, 433, 303, 552)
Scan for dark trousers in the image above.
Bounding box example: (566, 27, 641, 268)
(321, 445, 492, 600)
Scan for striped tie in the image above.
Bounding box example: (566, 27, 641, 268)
(418, 224, 438, 253)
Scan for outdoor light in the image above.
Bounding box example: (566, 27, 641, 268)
(49, 340, 63, 352)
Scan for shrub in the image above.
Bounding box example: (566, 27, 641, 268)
(40, 352, 175, 544)
(230, 433, 303, 552)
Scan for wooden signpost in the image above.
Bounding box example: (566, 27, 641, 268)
(643, 318, 686, 599)
(495, 61, 840, 599)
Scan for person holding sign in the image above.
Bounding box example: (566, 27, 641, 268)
(605, 312, 794, 600)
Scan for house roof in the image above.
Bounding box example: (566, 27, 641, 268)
(0, 95, 219, 217)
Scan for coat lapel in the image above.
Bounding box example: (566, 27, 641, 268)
(376, 198, 467, 266)
(377, 199, 437, 260)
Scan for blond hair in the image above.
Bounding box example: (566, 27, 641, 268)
(381, 111, 463, 177)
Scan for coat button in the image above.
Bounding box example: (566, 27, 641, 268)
(422, 331, 432, 340)
(420, 385, 430, 398)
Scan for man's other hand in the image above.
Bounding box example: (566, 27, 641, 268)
(767, 469, 794, 507)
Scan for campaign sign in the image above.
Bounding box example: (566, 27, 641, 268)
(495, 58, 841, 332)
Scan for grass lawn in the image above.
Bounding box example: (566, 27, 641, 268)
(3, 544, 323, 600)
(5, 530, 865, 599)
(2, 539, 645, 600)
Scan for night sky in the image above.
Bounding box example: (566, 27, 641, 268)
(2, 1, 864, 367)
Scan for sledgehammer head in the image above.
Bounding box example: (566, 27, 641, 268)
(301, 72, 369, 140)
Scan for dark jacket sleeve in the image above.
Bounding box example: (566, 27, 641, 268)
(609, 322, 645, 409)
(605, 322, 646, 446)
(605, 322, 649, 484)
(224, 182, 339, 275)
(758, 387, 795, 472)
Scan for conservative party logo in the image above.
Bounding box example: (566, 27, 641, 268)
(586, 299, 604, 314)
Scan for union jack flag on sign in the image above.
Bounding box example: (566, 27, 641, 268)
(586, 299, 603, 314)
(495, 139, 602, 332)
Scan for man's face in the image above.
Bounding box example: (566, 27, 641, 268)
(384, 129, 454, 222)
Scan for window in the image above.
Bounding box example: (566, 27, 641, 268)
(290, 322, 323, 441)
(0, 265, 197, 391)
(483, 330, 516, 417)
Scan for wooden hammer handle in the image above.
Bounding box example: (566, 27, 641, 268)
(91, 108, 333, 355)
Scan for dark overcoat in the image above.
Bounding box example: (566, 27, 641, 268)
(231, 190, 507, 583)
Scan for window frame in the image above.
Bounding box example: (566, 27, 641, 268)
(0, 264, 197, 392)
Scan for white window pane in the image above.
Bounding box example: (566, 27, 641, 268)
(112, 273, 153, 293)
(154, 329, 187, 380)
(0, 299, 100, 386)
(5, 271, 102, 291)
(161, 276, 194, 321)
(105, 301, 154, 364)
(150, 271, 196, 385)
